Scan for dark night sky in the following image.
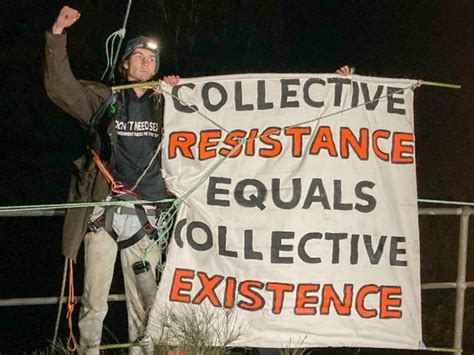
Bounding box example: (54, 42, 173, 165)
(0, 0, 473, 353)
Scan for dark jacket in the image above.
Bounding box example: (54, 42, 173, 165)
(44, 32, 162, 260)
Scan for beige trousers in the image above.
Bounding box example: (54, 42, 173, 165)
(78, 208, 160, 354)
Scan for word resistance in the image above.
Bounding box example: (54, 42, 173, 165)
(168, 126, 414, 164)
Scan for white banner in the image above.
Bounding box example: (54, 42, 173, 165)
(147, 74, 422, 349)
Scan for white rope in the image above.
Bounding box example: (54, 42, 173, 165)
(102, 0, 133, 81)
(159, 86, 230, 133)
(51, 256, 68, 350)
(159, 81, 419, 147)
(131, 139, 165, 192)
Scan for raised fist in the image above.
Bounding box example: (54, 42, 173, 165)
(52, 6, 81, 34)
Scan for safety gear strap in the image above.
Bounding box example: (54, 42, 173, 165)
(89, 149, 159, 250)
(89, 196, 159, 250)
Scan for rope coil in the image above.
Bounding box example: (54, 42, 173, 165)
(66, 258, 78, 352)
(101, 0, 133, 82)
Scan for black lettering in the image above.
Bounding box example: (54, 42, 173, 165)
(272, 178, 302, 209)
(280, 79, 300, 108)
(207, 176, 231, 207)
(303, 78, 325, 108)
(360, 83, 383, 110)
(364, 235, 387, 264)
(271, 231, 294, 263)
(174, 218, 186, 248)
(172, 84, 198, 113)
(257, 80, 274, 110)
(235, 81, 254, 111)
(327, 78, 351, 106)
(355, 180, 377, 213)
(218, 226, 238, 258)
(390, 236, 408, 266)
(244, 230, 263, 260)
(234, 179, 267, 210)
(351, 81, 359, 108)
(325, 232, 348, 264)
(387, 87, 406, 115)
(298, 232, 322, 263)
(303, 178, 331, 209)
(350, 234, 359, 264)
(187, 221, 213, 251)
(202, 82, 227, 112)
(333, 179, 353, 211)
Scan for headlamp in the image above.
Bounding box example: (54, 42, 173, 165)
(146, 41, 158, 51)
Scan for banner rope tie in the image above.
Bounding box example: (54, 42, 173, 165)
(158, 82, 418, 143)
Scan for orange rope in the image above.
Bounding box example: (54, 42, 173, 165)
(90, 148, 118, 188)
(90, 148, 141, 197)
(66, 258, 78, 352)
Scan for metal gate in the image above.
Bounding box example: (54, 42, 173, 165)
(0, 206, 472, 353)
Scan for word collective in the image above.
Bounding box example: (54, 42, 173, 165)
(169, 268, 403, 319)
(174, 219, 408, 266)
(171, 78, 408, 115)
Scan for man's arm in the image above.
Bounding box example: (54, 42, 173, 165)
(44, 6, 110, 125)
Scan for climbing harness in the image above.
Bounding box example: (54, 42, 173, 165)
(86, 82, 170, 250)
(89, 148, 162, 250)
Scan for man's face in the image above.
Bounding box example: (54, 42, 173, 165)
(123, 48, 157, 82)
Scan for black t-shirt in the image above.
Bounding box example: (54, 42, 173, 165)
(112, 89, 166, 200)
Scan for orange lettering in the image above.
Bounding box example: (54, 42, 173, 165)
(265, 282, 295, 314)
(219, 130, 246, 157)
(168, 132, 196, 159)
(340, 128, 369, 160)
(169, 268, 195, 303)
(310, 126, 337, 156)
(245, 129, 259, 156)
(260, 127, 282, 158)
(380, 286, 402, 319)
(224, 277, 237, 308)
(199, 130, 221, 160)
(192, 272, 224, 307)
(372, 130, 390, 161)
(238, 280, 265, 311)
(392, 132, 414, 164)
(356, 284, 379, 318)
(294, 284, 319, 315)
(320, 284, 353, 315)
(284, 127, 311, 157)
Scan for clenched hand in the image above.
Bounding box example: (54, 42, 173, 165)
(52, 6, 81, 34)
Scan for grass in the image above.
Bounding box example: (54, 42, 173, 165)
(152, 305, 247, 354)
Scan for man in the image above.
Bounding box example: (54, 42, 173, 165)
(45, 5, 179, 354)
